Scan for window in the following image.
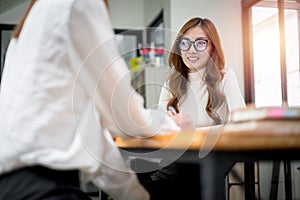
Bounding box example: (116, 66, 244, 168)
(242, 0, 300, 107)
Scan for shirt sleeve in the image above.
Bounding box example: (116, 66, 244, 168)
(68, 1, 176, 199)
(158, 81, 172, 111)
(222, 68, 246, 111)
(68, 0, 179, 139)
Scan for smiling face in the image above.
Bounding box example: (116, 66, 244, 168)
(180, 26, 211, 73)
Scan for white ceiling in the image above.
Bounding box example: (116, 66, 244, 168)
(0, 0, 27, 15)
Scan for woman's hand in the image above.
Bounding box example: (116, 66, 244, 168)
(167, 110, 195, 130)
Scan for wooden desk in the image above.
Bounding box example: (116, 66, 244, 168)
(116, 120, 300, 200)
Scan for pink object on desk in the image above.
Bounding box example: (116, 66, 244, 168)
(268, 108, 284, 118)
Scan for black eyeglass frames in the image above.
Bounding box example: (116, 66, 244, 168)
(178, 38, 210, 52)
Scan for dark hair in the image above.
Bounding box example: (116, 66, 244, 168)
(167, 17, 225, 125)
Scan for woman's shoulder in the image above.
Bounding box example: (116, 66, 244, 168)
(220, 67, 239, 86)
(221, 67, 237, 78)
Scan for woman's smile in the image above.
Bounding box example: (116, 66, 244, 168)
(187, 55, 199, 62)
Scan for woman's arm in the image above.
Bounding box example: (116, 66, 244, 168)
(158, 81, 172, 111)
(69, 0, 178, 139)
(222, 69, 246, 111)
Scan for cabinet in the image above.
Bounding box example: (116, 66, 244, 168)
(131, 66, 170, 108)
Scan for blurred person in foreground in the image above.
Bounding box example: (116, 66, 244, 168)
(0, 0, 180, 199)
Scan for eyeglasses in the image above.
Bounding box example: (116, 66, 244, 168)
(178, 38, 210, 52)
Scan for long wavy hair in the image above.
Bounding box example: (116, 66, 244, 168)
(167, 17, 225, 125)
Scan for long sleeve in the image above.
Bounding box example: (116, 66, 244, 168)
(0, 1, 177, 199)
(158, 81, 172, 111)
(67, 1, 179, 199)
(69, 0, 179, 139)
(222, 69, 246, 111)
(159, 68, 246, 126)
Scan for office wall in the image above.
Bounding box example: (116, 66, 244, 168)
(110, 0, 170, 30)
(109, 0, 144, 29)
(143, 0, 170, 27)
(0, 1, 28, 24)
(110, 0, 171, 49)
(170, 0, 245, 96)
(0, 0, 244, 96)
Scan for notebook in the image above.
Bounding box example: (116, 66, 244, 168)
(230, 106, 300, 123)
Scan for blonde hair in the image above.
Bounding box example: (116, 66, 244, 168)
(167, 18, 225, 125)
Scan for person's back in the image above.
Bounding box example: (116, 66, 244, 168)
(0, 0, 76, 152)
(0, 0, 179, 199)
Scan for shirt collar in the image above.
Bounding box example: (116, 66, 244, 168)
(188, 67, 206, 83)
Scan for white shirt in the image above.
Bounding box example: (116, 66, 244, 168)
(0, 0, 179, 199)
(159, 67, 246, 126)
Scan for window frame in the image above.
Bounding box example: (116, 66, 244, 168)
(242, 0, 300, 106)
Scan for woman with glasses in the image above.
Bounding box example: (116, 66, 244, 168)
(160, 17, 245, 127)
(140, 17, 246, 199)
